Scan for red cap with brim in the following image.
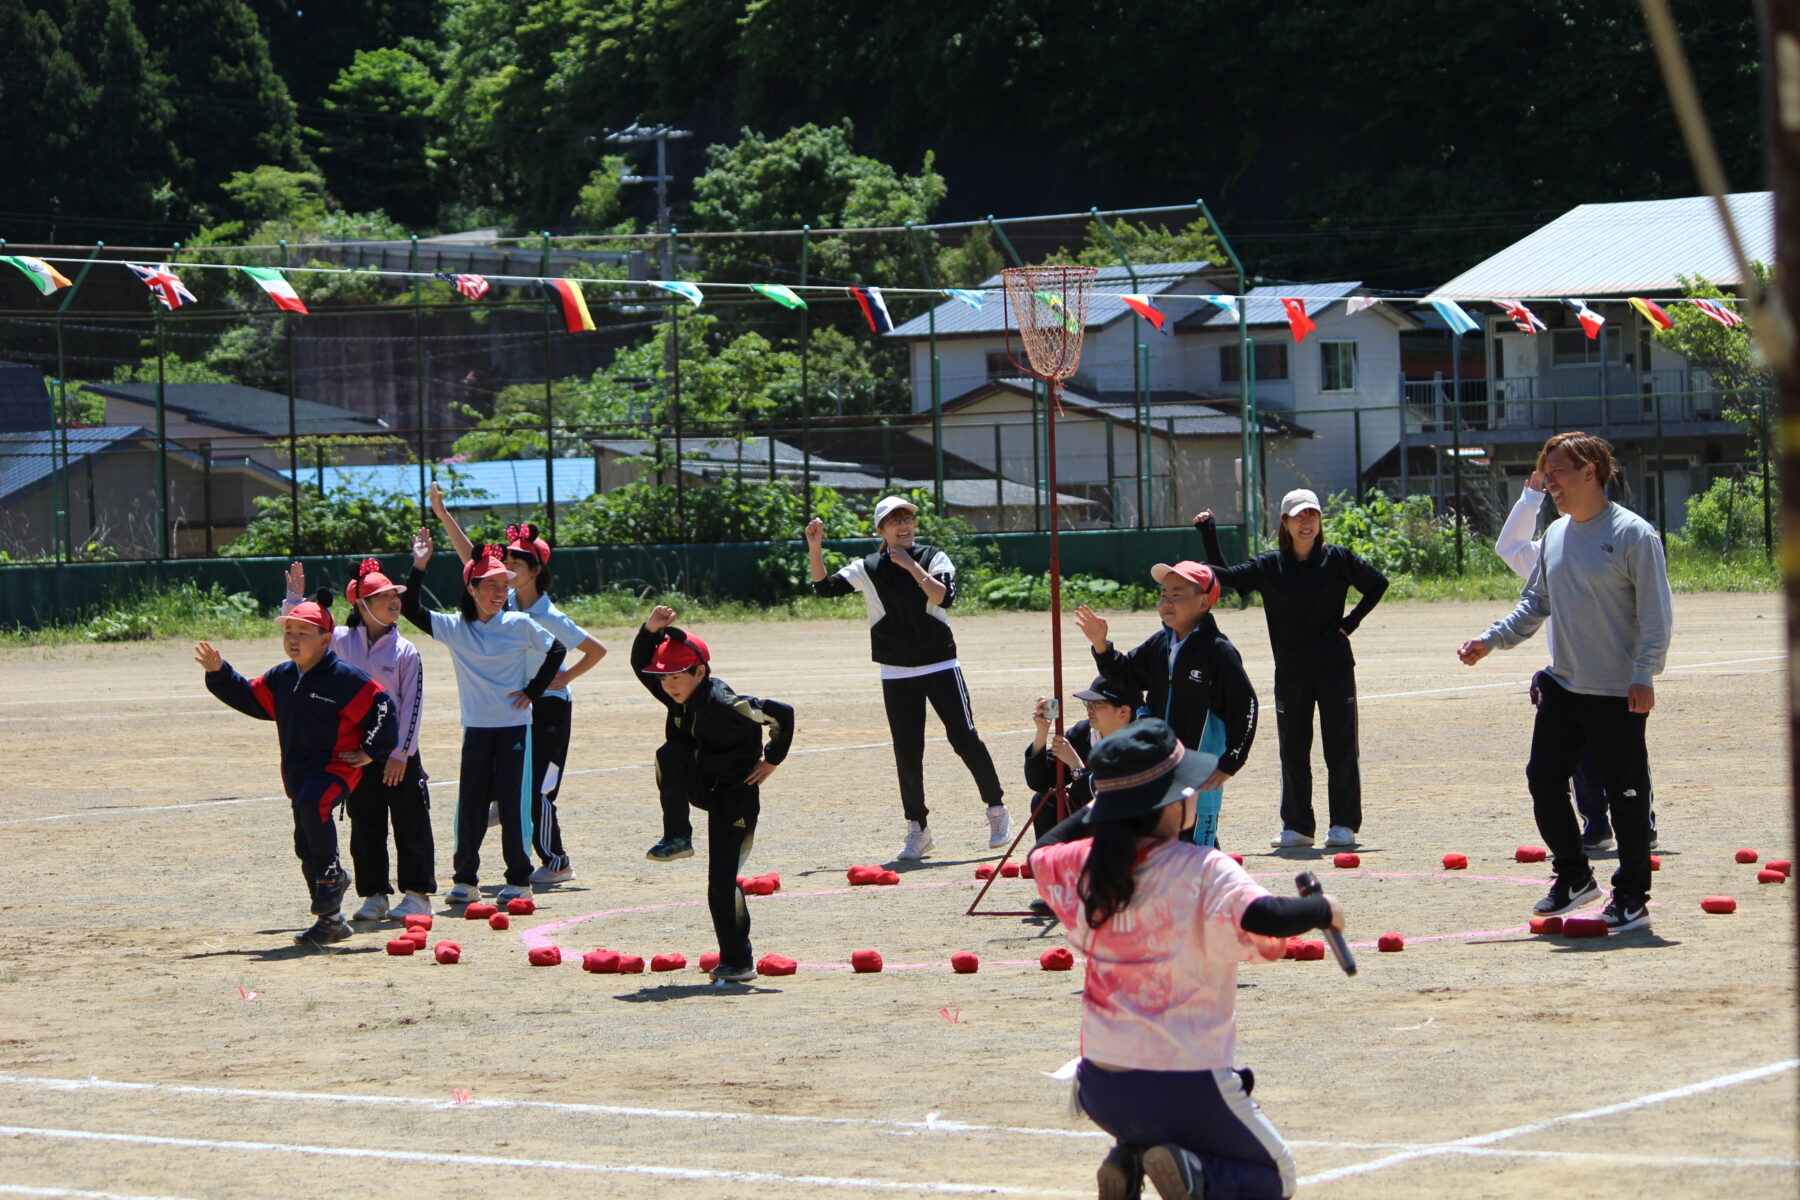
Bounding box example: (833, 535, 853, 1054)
(463, 554, 516, 586)
(506, 525, 551, 565)
(643, 633, 711, 674)
(1151, 560, 1221, 603)
(277, 601, 333, 632)
(347, 559, 405, 603)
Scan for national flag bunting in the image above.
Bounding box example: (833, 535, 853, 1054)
(435, 272, 490, 301)
(1033, 290, 1080, 334)
(1344, 296, 1382, 315)
(549, 279, 595, 333)
(124, 262, 196, 310)
(847, 286, 893, 333)
(1427, 298, 1481, 336)
(649, 279, 703, 307)
(1562, 298, 1605, 339)
(1494, 298, 1545, 335)
(1280, 298, 1316, 342)
(1693, 298, 1743, 328)
(1199, 295, 1240, 320)
(750, 283, 807, 310)
(943, 288, 985, 310)
(1629, 296, 1673, 331)
(238, 266, 308, 314)
(0, 255, 71, 295)
(1120, 293, 1169, 334)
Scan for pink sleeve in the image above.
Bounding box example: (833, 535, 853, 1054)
(1201, 853, 1284, 963)
(1030, 841, 1089, 929)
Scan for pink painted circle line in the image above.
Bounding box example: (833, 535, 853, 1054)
(520, 865, 1586, 969)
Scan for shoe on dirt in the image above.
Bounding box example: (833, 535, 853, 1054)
(1601, 896, 1650, 931)
(986, 804, 1013, 848)
(1269, 829, 1314, 849)
(1533, 874, 1601, 916)
(446, 882, 480, 905)
(530, 860, 575, 885)
(294, 916, 352, 947)
(496, 885, 532, 903)
(1323, 826, 1357, 848)
(646, 838, 694, 862)
(309, 865, 349, 916)
(1142, 1144, 1203, 1200)
(710, 963, 758, 984)
(351, 894, 390, 922)
(897, 821, 935, 860)
(389, 893, 431, 920)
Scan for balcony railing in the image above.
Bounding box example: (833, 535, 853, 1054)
(1401, 369, 1745, 435)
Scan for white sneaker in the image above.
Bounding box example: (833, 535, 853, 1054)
(351, 894, 389, 922)
(446, 882, 480, 905)
(986, 804, 1012, 848)
(486, 802, 500, 828)
(389, 892, 431, 919)
(530, 861, 575, 885)
(1270, 829, 1315, 848)
(496, 885, 533, 903)
(897, 821, 935, 860)
(1323, 826, 1358, 848)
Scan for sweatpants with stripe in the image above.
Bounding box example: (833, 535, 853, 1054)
(452, 725, 534, 889)
(1273, 666, 1361, 837)
(529, 696, 573, 870)
(346, 752, 436, 897)
(1077, 1061, 1296, 1200)
(655, 741, 760, 969)
(292, 772, 349, 909)
(881, 666, 1005, 827)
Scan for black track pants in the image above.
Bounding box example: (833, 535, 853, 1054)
(452, 725, 534, 888)
(1526, 676, 1654, 906)
(881, 666, 1005, 827)
(654, 739, 760, 968)
(346, 753, 436, 897)
(1273, 667, 1361, 837)
(530, 696, 573, 868)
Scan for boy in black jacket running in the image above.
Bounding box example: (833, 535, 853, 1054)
(634, 606, 795, 983)
(1075, 560, 1258, 848)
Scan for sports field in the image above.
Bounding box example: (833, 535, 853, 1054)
(0, 594, 1793, 1199)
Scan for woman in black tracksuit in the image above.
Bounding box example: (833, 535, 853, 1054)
(1195, 490, 1388, 850)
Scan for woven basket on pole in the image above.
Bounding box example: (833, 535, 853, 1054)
(969, 264, 1097, 917)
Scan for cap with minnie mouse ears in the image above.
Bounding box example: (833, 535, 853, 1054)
(345, 557, 406, 604)
(463, 545, 516, 586)
(506, 523, 551, 565)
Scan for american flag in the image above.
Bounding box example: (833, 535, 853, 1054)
(1692, 298, 1743, 329)
(436, 272, 490, 301)
(124, 262, 196, 310)
(1494, 298, 1546, 335)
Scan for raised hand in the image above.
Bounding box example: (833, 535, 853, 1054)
(193, 642, 223, 672)
(803, 517, 824, 549)
(411, 527, 433, 567)
(1032, 696, 1054, 731)
(284, 561, 305, 599)
(1074, 604, 1109, 652)
(1193, 508, 1215, 527)
(646, 605, 676, 632)
(429, 480, 448, 516)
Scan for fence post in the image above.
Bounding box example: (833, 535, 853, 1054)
(278, 239, 298, 559)
(1451, 327, 1464, 574)
(155, 257, 170, 561)
(1092, 209, 1145, 528)
(540, 231, 557, 539)
(670, 226, 684, 542)
(412, 235, 426, 525)
(1196, 198, 1254, 548)
(1352, 408, 1363, 495)
(1762, 388, 1773, 558)
(799, 224, 812, 518)
(1398, 373, 1409, 496)
(1105, 416, 1117, 527)
(1655, 387, 1667, 538)
(904, 222, 945, 513)
(53, 241, 103, 562)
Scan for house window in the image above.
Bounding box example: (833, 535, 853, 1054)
(1220, 342, 1289, 383)
(986, 351, 1022, 380)
(1320, 341, 1358, 391)
(1552, 328, 1624, 367)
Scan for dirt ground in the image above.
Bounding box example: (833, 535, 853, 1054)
(0, 593, 1793, 1199)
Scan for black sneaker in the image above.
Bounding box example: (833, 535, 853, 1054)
(1028, 898, 1054, 918)
(1533, 874, 1601, 916)
(1601, 896, 1650, 932)
(294, 916, 352, 947)
(645, 837, 694, 862)
(1581, 831, 1616, 853)
(1097, 1142, 1143, 1200)
(310, 865, 349, 916)
(1142, 1145, 1203, 1200)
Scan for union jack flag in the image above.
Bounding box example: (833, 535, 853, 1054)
(1494, 298, 1546, 335)
(124, 262, 196, 310)
(1692, 298, 1743, 329)
(436, 272, 490, 301)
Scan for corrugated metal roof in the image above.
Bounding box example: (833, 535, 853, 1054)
(86, 382, 391, 438)
(0, 425, 150, 504)
(887, 261, 1228, 339)
(280, 458, 599, 509)
(1430, 193, 1773, 300)
(950, 379, 1312, 439)
(1177, 282, 1361, 329)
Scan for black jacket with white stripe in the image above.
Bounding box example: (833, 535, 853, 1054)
(631, 624, 796, 786)
(1091, 615, 1259, 777)
(813, 543, 958, 668)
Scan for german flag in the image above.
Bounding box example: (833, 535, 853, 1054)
(550, 279, 595, 333)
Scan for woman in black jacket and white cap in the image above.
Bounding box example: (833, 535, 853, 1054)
(807, 496, 1010, 860)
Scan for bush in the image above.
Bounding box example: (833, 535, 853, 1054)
(86, 582, 259, 642)
(225, 485, 422, 558)
(970, 572, 1157, 612)
(1323, 491, 1465, 577)
(1681, 473, 1775, 554)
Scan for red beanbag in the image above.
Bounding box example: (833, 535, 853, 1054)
(1441, 853, 1468, 870)
(1758, 869, 1786, 884)
(1515, 846, 1547, 863)
(1333, 852, 1361, 869)
(1018, 860, 1034, 880)
(1767, 859, 1792, 878)
(735, 876, 748, 890)
(974, 864, 996, 880)
(581, 950, 620, 974)
(1650, 855, 1661, 871)
(506, 897, 536, 915)
(1376, 932, 1404, 952)
(1000, 863, 1021, 878)
(950, 951, 980, 974)
(1562, 917, 1608, 938)
(699, 952, 720, 971)
(464, 903, 498, 920)
(877, 870, 901, 885)
(1283, 937, 1303, 960)
(528, 945, 561, 966)
(1529, 916, 1564, 934)
(746, 877, 776, 896)
(761, 873, 782, 892)
(402, 914, 432, 931)
(1227, 853, 1244, 865)
(616, 954, 645, 974)
(756, 953, 797, 976)
(1040, 947, 1074, 971)
(850, 949, 884, 973)
(488, 913, 510, 930)
(846, 865, 882, 886)
(651, 952, 687, 971)
(1295, 940, 1326, 961)
(1736, 848, 1759, 864)
(433, 941, 461, 964)
(385, 938, 416, 956)
(1701, 895, 1737, 914)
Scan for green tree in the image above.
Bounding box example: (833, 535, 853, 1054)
(220, 166, 327, 225)
(1056, 217, 1221, 269)
(572, 155, 635, 232)
(224, 485, 423, 557)
(1652, 264, 1773, 455)
(312, 45, 445, 226)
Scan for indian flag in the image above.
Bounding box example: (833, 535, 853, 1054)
(239, 266, 308, 314)
(1, 255, 72, 295)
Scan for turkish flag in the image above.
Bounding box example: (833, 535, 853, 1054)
(1281, 298, 1316, 342)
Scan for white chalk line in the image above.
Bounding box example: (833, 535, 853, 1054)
(1297, 1057, 1800, 1187)
(0, 1188, 202, 1200)
(0, 1124, 1088, 1197)
(1357, 653, 1784, 702)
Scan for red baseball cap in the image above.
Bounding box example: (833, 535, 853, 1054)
(463, 545, 516, 586)
(276, 600, 334, 632)
(643, 631, 710, 674)
(1151, 560, 1221, 603)
(505, 523, 550, 565)
(346, 557, 405, 603)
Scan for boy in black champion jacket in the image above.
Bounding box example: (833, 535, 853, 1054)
(633, 606, 794, 983)
(1075, 560, 1258, 848)
(805, 496, 1010, 862)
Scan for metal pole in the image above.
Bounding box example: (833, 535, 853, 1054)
(1197, 199, 1255, 547)
(800, 225, 812, 517)
(1399, 374, 1409, 496)
(280, 239, 299, 559)
(670, 226, 684, 541)
(1045, 376, 1068, 819)
(1092, 209, 1146, 528)
(905, 223, 946, 512)
(202, 442, 213, 556)
(1031, 382, 1044, 531)
(994, 421, 1005, 524)
(1451, 325, 1464, 573)
(1353, 408, 1363, 496)
(412, 236, 426, 521)
(541, 231, 557, 539)
(1655, 388, 1667, 538)
(1761, 388, 1773, 558)
(985, 216, 1026, 268)
(54, 243, 102, 563)
(154, 287, 169, 560)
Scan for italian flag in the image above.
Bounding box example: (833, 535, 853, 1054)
(238, 266, 309, 314)
(1, 255, 72, 294)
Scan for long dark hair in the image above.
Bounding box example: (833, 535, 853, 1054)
(457, 586, 483, 623)
(507, 523, 555, 597)
(1077, 809, 1167, 929)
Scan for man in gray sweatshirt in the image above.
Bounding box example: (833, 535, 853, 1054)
(1458, 432, 1671, 932)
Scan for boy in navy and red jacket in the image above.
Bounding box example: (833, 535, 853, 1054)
(197, 598, 397, 948)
